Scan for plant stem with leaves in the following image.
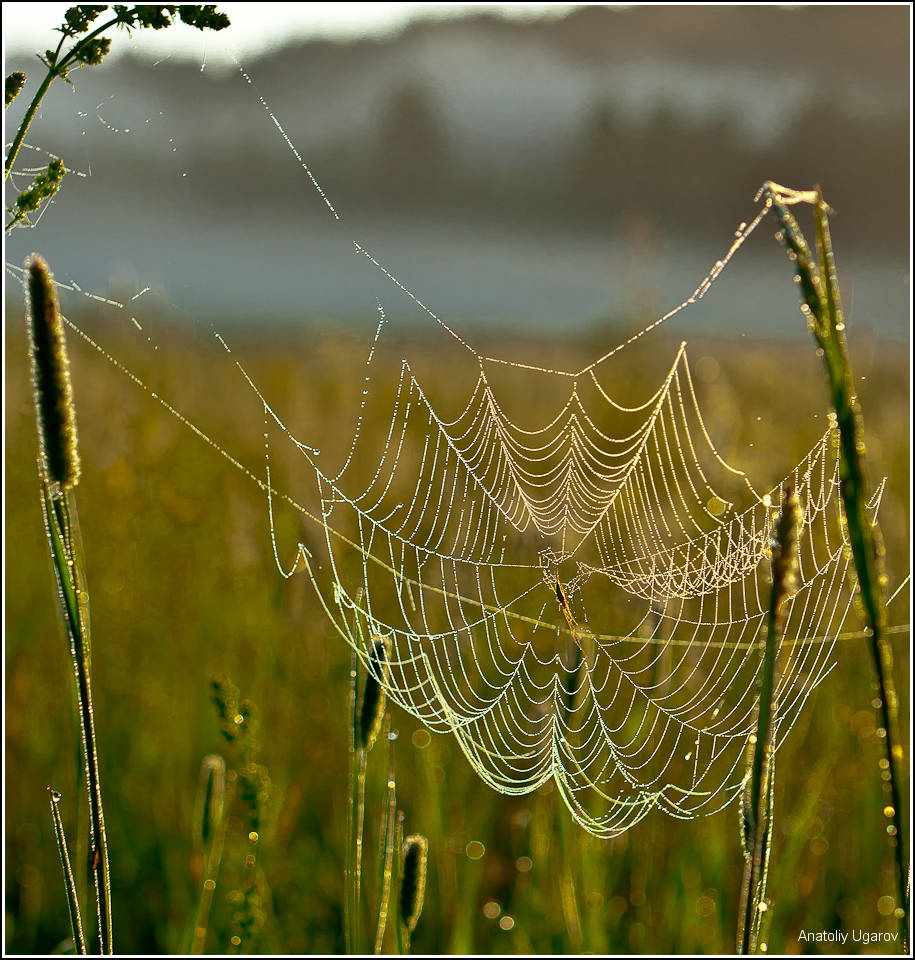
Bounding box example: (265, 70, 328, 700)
(5, 5, 229, 229)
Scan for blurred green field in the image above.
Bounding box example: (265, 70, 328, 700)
(4, 307, 910, 955)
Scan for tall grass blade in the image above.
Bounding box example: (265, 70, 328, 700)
(189, 754, 229, 954)
(345, 649, 363, 953)
(28, 253, 113, 955)
(374, 723, 398, 953)
(346, 636, 390, 951)
(41, 475, 113, 955)
(762, 181, 908, 948)
(737, 487, 800, 953)
(393, 812, 405, 955)
(753, 756, 776, 950)
(48, 787, 88, 955)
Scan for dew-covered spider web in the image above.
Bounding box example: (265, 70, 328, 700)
(208, 180, 884, 838)
(5, 49, 899, 839)
(245, 281, 881, 839)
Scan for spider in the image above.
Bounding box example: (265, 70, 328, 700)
(554, 580, 583, 650)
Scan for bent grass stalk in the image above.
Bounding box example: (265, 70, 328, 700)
(762, 181, 909, 947)
(28, 254, 113, 954)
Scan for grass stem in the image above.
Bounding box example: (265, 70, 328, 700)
(737, 488, 798, 953)
(41, 485, 113, 954)
(27, 254, 112, 954)
(189, 757, 230, 954)
(48, 787, 88, 955)
(394, 813, 406, 955)
(345, 650, 366, 953)
(763, 181, 908, 948)
(374, 722, 398, 953)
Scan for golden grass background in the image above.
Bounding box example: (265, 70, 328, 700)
(4, 309, 910, 954)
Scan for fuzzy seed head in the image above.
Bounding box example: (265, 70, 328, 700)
(26, 254, 81, 490)
(358, 636, 390, 753)
(73, 37, 112, 66)
(400, 834, 428, 934)
(211, 674, 241, 743)
(771, 487, 802, 602)
(5, 71, 26, 107)
(63, 6, 106, 36)
(238, 759, 271, 836)
(739, 770, 754, 859)
(195, 754, 226, 851)
(179, 5, 231, 31)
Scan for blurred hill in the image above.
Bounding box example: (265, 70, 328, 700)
(4, 5, 909, 335)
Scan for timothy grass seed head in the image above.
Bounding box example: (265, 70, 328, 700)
(400, 834, 428, 934)
(25, 254, 80, 490)
(195, 754, 226, 852)
(771, 486, 802, 602)
(358, 636, 390, 753)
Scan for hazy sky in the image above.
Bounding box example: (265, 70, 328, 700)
(2, 2, 572, 62)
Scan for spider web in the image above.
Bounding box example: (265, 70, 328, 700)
(206, 180, 879, 835)
(242, 301, 876, 837)
(5, 52, 894, 839)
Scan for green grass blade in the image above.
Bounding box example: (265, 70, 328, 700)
(737, 488, 799, 954)
(374, 723, 398, 953)
(40, 483, 113, 954)
(48, 788, 88, 955)
(394, 813, 405, 955)
(763, 181, 909, 948)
